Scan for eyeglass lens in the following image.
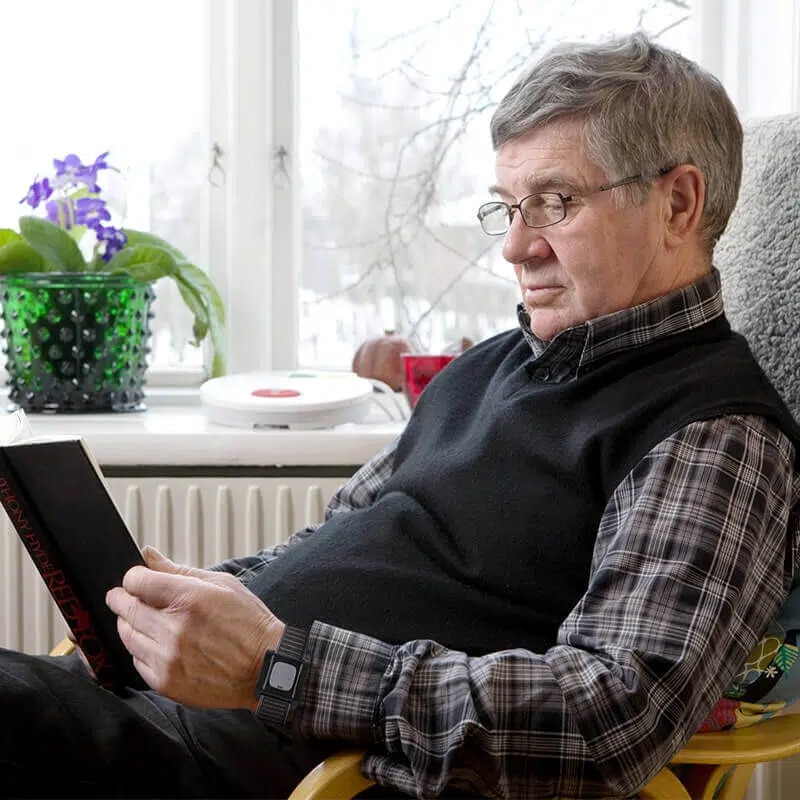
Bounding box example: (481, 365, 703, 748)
(478, 193, 567, 234)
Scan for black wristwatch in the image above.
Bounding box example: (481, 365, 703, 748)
(254, 626, 309, 729)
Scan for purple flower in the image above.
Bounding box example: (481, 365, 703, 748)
(53, 151, 111, 193)
(74, 196, 111, 227)
(90, 151, 110, 171)
(94, 224, 127, 261)
(52, 153, 83, 178)
(22, 152, 125, 261)
(20, 177, 53, 209)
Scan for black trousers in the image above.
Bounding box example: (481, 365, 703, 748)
(0, 649, 341, 799)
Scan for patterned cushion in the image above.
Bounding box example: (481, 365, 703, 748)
(698, 574, 800, 732)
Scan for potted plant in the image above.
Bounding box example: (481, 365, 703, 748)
(0, 152, 225, 412)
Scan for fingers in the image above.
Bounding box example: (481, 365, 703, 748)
(120, 562, 208, 609)
(107, 585, 182, 680)
(142, 546, 208, 579)
(108, 556, 233, 642)
(121, 551, 234, 611)
(118, 567, 178, 609)
(116, 613, 164, 666)
(141, 545, 167, 568)
(106, 585, 155, 643)
(107, 566, 234, 651)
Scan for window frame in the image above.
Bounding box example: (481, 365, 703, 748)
(206, 0, 299, 379)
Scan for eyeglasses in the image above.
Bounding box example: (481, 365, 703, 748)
(476, 172, 655, 235)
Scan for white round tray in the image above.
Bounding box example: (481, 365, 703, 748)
(200, 371, 375, 429)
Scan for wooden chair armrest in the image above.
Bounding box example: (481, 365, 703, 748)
(285, 718, 800, 800)
(288, 750, 374, 800)
(638, 766, 692, 800)
(49, 637, 76, 657)
(672, 714, 800, 766)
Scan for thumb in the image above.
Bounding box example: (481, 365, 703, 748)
(142, 546, 207, 578)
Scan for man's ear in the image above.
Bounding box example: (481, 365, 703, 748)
(662, 164, 705, 249)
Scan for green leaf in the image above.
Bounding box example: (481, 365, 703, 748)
(0, 229, 22, 247)
(106, 243, 178, 282)
(119, 230, 226, 376)
(122, 228, 188, 261)
(0, 229, 47, 273)
(18, 215, 86, 272)
(173, 272, 209, 342)
(172, 260, 227, 377)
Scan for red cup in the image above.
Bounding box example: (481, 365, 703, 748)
(402, 353, 456, 407)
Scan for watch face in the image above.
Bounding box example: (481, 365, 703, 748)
(269, 661, 298, 692)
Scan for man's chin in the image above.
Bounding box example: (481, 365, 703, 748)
(527, 311, 567, 342)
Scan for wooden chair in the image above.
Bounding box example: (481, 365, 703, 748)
(47, 636, 800, 800)
(286, 718, 800, 800)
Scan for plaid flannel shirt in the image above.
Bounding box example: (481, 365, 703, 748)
(214, 269, 800, 799)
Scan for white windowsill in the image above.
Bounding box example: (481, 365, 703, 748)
(2, 389, 405, 468)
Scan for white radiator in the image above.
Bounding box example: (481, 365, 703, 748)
(1, 475, 345, 655)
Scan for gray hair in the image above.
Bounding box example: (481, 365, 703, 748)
(490, 33, 742, 252)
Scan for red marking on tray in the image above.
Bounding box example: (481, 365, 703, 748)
(251, 388, 301, 399)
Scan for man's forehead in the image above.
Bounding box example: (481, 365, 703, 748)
(490, 160, 597, 196)
(491, 122, 602, 196)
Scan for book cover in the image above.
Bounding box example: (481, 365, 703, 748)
(0, 410, 146, 690)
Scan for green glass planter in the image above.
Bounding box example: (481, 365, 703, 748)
(0, 272, 154, 413)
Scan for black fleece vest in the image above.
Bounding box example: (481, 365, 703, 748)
(249, 316, 800, 655)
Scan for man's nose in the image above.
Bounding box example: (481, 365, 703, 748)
(502, 214, 553, 264)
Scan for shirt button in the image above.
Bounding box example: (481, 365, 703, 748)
(533, 367, 550, 381)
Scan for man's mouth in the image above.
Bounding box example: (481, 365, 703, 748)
(524, 285, 562, 303)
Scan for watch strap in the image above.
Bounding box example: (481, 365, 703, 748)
(274, 625, 307, 662)
(255, 626, 308, 729)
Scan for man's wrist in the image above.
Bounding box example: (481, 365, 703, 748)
(254, 626, 309, 730)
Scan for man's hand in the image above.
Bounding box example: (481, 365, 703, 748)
(106, 546, 284, 709)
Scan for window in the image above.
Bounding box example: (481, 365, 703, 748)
(0, 0, 209, 382)
(3, 1, 797, 385)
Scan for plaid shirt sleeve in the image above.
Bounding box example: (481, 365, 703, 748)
(298, 414, 800, 799)
(205, 438, 398, 584)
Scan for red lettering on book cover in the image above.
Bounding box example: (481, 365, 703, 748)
(0, 476, 115, 684)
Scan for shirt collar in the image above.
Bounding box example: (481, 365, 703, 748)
(517, 268, 725, 375)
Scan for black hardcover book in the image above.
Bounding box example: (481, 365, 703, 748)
(0, 410, 146, 690)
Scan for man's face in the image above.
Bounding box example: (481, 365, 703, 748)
(493, 121, 672, 341)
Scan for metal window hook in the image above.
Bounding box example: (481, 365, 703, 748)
(208, 142, 225, 187)
(274, 145, 290, 186)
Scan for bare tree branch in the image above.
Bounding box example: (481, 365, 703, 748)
(303, 1, 693, 356)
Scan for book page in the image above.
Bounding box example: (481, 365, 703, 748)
(0, 409, 34, 445)
(0, 409, 82, 447)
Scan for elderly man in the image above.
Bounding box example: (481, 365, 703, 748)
(2, 32, 800, 800)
